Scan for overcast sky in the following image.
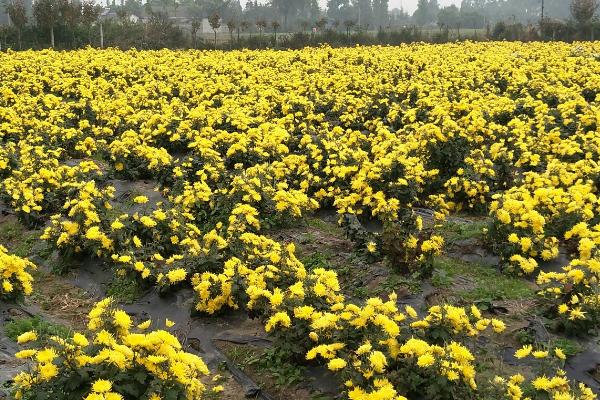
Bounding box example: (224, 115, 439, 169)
(249, 1, 463, 15)
(316, 0, 463, 14)
(388, 0, 462, 13)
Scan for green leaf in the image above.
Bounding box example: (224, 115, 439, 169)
(117, 383, 141, 397)
(164, 388, 180, 400)
(133, 371, 147, 384)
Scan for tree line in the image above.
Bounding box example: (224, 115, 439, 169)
(0, 0, 598, 51)
(416, 0, 599, 41)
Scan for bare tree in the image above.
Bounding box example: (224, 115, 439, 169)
(0, 25, 9, 51)
(343, 19, 355, 38)
(316, 16, 327, 32)
(571, 0, 599, 39)
(271, 19, 280, 43)
(208, 13, 221, 47)
(159, 0, 169, 14)
(190, 17, 201, 48)
(256, 18, 267, 38)
(240, 19, 250, 38)
(6, 0, 27, 50)
(227, 19, 236, 43)
(300, 19, 310, 33)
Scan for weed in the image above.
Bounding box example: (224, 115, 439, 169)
(515, 330, 584, 358)
(300, 231, 318, 244)
(353, 286, 369, 299)
(434, 257, 535, 302)
(4, 316, 71, 342)
(107, 275, 144, 304)
(431, 269, 453, 288)
(0, 217, 25, 243)
(378, 273, 421, 295)
(249, 347, 306, 388)
(514, 328, 536, 346)
(311, 393, 334, 400)
(438, 220, 488, 244)
(225, 344, 257, 366)
(306, 217, 343, 237)
(224, 344, 306, 389)
(0, 217, 41, 257)
(552, 338, 583, 357)
(301, 252, 332, 271)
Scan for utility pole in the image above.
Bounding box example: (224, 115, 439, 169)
(100, 21, 104, 48)
(540, 0, 545, 39)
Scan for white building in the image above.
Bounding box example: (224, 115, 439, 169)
(201, 18, 229, 34)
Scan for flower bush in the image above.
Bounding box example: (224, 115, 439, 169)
(12, 298, 210, 400)
(1, 43, 600, 399)
(0, 245, 35, 301)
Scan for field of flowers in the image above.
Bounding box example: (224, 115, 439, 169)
(1, 42, 600, 400)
